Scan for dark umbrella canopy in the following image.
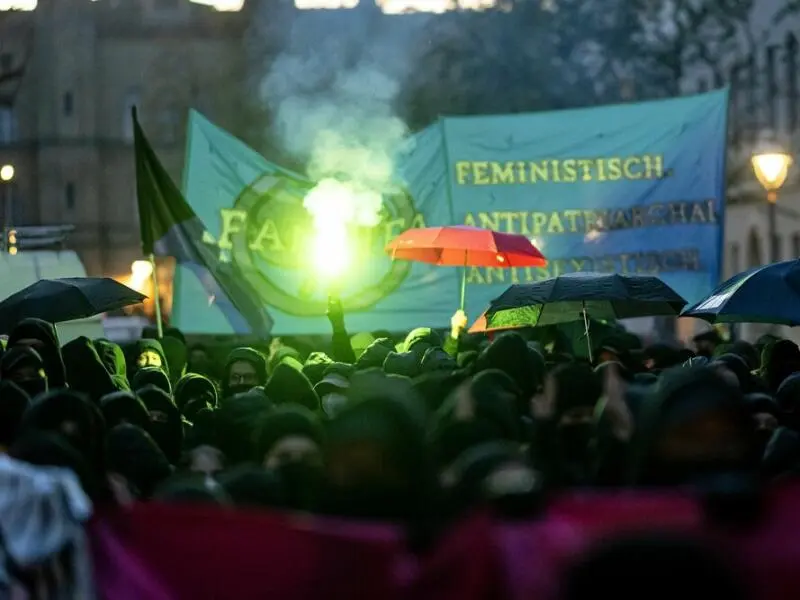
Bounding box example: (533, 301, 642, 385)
(682, 259, 800, 325)
(0, 278, 146, 333)
(483, 272, 687, 329)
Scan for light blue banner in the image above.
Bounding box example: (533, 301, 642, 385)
(174, 90, 727, 336)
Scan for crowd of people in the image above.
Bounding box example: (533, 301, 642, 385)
(2, 301, 799, 597)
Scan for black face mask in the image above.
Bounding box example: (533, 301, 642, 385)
(183, 399, 211, 423)
(224, 384, 254, 400)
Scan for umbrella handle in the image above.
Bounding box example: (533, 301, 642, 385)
(582, 302, 592, 363)
(460, 267, 467, 312)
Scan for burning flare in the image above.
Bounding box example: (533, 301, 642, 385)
(303, 178, 382, 283)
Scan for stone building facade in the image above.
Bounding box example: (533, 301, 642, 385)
(0, 0, 250, 280)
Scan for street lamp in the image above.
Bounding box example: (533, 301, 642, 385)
(0, 165, 14, 182)
(752, 134, 793, 263)
(0, 165, 13, 254)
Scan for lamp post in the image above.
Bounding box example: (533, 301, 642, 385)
(0, 164, 14, 254)
(752, 136, 793, 263)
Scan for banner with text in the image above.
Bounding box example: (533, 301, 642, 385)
(173, 91, 727, 335)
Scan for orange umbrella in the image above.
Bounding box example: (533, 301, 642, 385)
(385, 226, 547, 310)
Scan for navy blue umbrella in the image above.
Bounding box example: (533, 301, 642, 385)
(682, 259, 800, 325)
(0, 277, 146, 333)
(484, 273, 687, 361)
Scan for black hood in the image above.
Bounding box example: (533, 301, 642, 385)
(221, 347, 268, 399)
(62, 336, 121, 403)
(127, 339, 170, 380)
(8, 318, 67, 388)
(174, 373, 218, 412)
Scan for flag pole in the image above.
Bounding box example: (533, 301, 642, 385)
(149, 253, 164, 338)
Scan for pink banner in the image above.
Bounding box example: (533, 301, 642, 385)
(89, 485, 800, 600)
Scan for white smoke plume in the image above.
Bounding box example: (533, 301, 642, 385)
(259, 8, 426, 229)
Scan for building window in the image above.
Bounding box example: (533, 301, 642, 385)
(65, 182, 76, 210)
(62, 92, 74, 117)
(122, 88, 141, 142)
(793, 233, 800, 258)
(0, 107, 16, 144)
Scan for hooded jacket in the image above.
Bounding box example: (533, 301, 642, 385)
(61, 337, 121, 404)
(8, 318, 67, 389)
(174, 373, 218, 412)
(137, 384, 183, 465)
(127, 339, 170, 382)
(221, 347, 268, 399)
(264, 362, 319, 411)
(94, 339, 130, 390)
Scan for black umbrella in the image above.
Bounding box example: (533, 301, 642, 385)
(0, 277, 147, 333)
(484, 272, 687, 361)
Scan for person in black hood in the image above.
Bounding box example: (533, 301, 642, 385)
(187, 343, 213, 378)
(533, 362, 604, 487)
(94, 338, 130, 391)
(742, 392, 780, 459)
(131, 366, 172, 396)
(475, 332, 544, 403)
(99, 390, 151, 430)
(61, 336, 120, 403)
(137, 384, 183, 464)
(712, 353, 756, 393)
(324, 370, 436, 535)
(630, 366, 754, 486)
(221, 347, 267, 400)
(302, 352, 334, 386)
(257, 405, 324, 511)
(642, 343, 683, 372)
(0, 381, 30, 450)
(402, 327, 442, 357)
(355, 338, 395, 371)
(729, 340, 760, 372)
(106, 424, 173, 500)
(1, 346, 48, 399)
(257, 405, 324, 469)
(174, 373, 217, 421)
(11, 431, 104, 502)
(128, 339, 169, 382)
(264, 362, 319, 411)
(214, 388, 274, 463)
(18, 389, 107, 482)
(8, 318, 67, 389)
(776, 372, 800, 432)
(760, 339, 800, 394)
(693, 329, 722, 359)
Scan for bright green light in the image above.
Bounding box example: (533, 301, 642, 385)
(311, 223, 352, 281)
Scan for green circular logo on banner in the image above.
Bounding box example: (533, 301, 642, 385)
(228, 173, 416, 317)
